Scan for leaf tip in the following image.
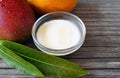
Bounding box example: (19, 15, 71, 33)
(81, 70, 90, 77)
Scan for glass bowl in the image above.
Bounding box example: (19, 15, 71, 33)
(32, 12, 86, 56)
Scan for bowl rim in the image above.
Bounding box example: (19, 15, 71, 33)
(32, 11, 86, 56)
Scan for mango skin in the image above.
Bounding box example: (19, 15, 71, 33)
(0, 0, 35, 41)
(27, 0, 78, 14)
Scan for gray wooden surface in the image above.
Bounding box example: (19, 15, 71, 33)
(0, 0, 120, 78)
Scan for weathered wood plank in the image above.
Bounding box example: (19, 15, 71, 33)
(0, 69, 120, 77)
(72, 59, 120, 69)
(83, 75, 120, 78)
(0, 75, 119, 78)
(0, 69, 23, 75)
(88, 70, 120, 76)
(69, 47, 120, 58)
(0, 75, 38, 78)
(84, 36, 120, 47)
(87, 27, 120, 31)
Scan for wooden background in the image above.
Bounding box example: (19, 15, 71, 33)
(0, 0, 120, 78)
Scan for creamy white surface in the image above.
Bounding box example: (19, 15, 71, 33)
(37, 19, 81, 49)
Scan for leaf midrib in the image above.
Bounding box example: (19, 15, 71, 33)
(17, 52, 80, 72)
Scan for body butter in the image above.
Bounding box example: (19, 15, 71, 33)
(37, 19, 81, 50)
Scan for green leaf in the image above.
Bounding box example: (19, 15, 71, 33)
(0, 44, 44, 77)
(0, 40, 89, 78)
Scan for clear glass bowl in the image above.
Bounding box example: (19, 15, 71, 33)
(32, 12, 86, 56)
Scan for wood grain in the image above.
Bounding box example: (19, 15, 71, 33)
(0, 0, 120, 78)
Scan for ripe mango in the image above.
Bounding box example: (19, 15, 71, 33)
(0, 0, 35, 41)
